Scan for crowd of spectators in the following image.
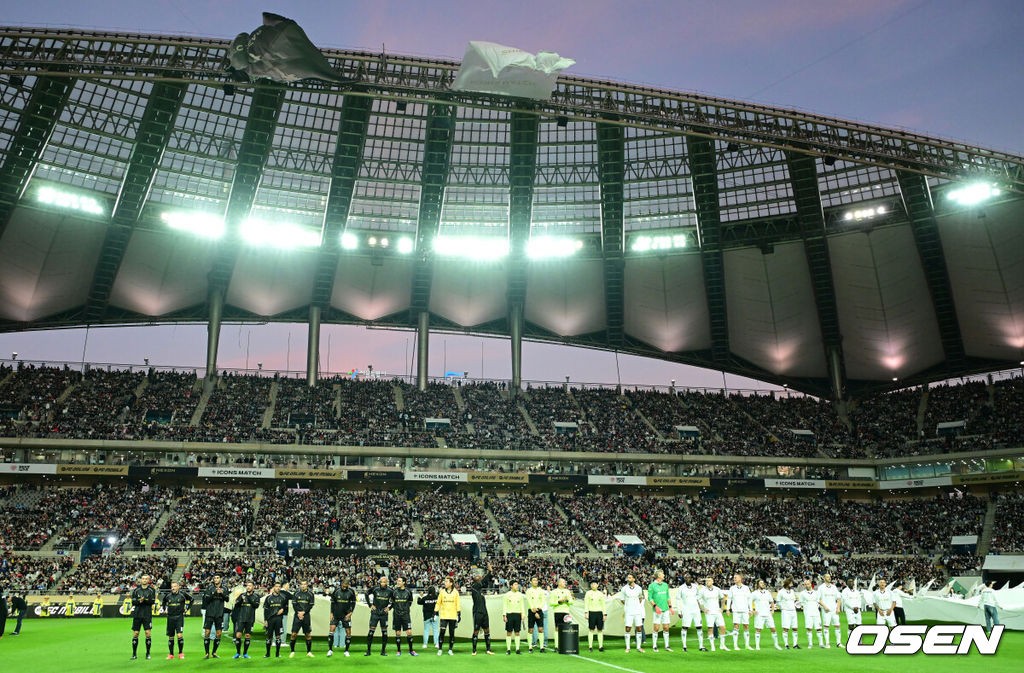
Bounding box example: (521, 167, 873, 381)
(53, 484, 172, 549)
(254, 488, 341, 548)
(413, 490, 499, 551)
(272, 377, 338, 429)
(924, 381, 988, 437)
(574, 388, 661, 453)
(733, 393, 851, 452)
(45, 369, 144, 439)
(486, 492, 588, 553)
(560, 492, 662, 551)
(990, 490, 1024, 553)
(58, 552, 178, 594)
(197, 374, 274, 442)
(849, 388, 921, 457)
(132, 370, 201, 426)
(0, 364, 80, 422)
(0, 552, 74, 590)
(339, 490, 417, 549)
(153, 489, 256, 550)
(460, 382, 533, 450)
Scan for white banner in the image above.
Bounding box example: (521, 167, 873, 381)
(588, 475, 647, 486)
(3, 462, 57, 474)
(877, 476, 953, 489)
(764, 478, 825, 489)
(453, 41, 575, 100)
(404, 471, 468, 482)
(197, 467, 275, 479)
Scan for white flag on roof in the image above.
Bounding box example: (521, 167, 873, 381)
(453, 41, 575, 100)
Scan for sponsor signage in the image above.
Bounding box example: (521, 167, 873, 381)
(25, 601, 202, 619)
(274, 469, 345, 480)
(877, 476, 952, 490)
(197, 467, 275, 479)
(709, 478, 763, 489)
(56, 465, 129, 476)
(764, 478, 825, 489)
(468, 472, 529, 484)
(347, 470, 404, 481)
(3, 462, 57, 474)
(952, 472, 1023, 486)
(129, 466, 198, 478)
(825, 480, 877, 490)
(587, 475, 647, 486)
(529, 474, 586, 484)
(645, 476, 710, 487)
(404, 470, 468, 482)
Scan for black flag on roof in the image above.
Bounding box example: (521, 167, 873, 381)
(226, 13, 354, 84)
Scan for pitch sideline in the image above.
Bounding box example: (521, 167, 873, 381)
(572, 653, 647, 673)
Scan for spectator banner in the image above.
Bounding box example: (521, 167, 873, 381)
(709, 477, 763, 488)
(877, 476, 953, 489)
(825, 479, 878, 490)
(468, 471, 529, 483)
(645, 476, 711, 487)
(274, 468, 345, 480)
(197, 466, 275, 479)
(346, 469, 403, 481)
(953, 472, 1024, 485)
(404, 470, 468, 482)
(2, 462, 57, 474)
(588, 475, 647, 485)
(128, 466, 198, 477)
(764, 478, 826, 489)
(56, 464, 129, 476)
(530, 474, 586, 484)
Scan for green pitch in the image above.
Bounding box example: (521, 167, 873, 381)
(0, 617, 1019, 673)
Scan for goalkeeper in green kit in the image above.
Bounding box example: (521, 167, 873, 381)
(647, 571, 672, 651)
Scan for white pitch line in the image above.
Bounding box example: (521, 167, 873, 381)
(571, 654, 647, 673)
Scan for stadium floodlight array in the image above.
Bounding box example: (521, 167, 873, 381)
(526, 235, 583, 259)
(843, 205, 887, 221)
(432, 234, 510, 260)
(160, 210, 226, 239)
(947, 182, 1002, 206)
(240, 218, 321, 249)
(631, 233, 687, 252)
(340, 232, 358, 250)
(396, 236, 414, 254)
(36, 186, 105, 216)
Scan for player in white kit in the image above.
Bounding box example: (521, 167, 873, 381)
(873, 579, 897, 627)
(673, 574, 703, 652)
(776, 579, 799, 649)
(699, 577, 729, 651)
(841, 578, 863, 647)
(799, 579, 823, 648)
(817, 574, 841, 648)
(751, 580, 781, 651)
(614, 574, 645, 653)
(725, 573, 752, 650)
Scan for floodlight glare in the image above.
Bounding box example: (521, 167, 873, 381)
(397, 237, 414, 254)
(241, 218, 321, 249)
(526, 236, 583, 259)
(37, 186, 105, 216)
(631, 232, 687, 253)
(433, 235, 509, 260)
(340, 232, 358, 250)
(161, 210, 226, 240)
(947, 183, 1001, 206)
(632, 236, 652, 252)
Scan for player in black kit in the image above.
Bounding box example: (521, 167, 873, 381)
(162, 581, 192, 660)
(365, 575, 394, 656)
(130, 574, 157, 660)
(392, 576, 417, 656)
(326, 578, 356, 657)
(471, 563, 495, 655)
(288, 580, 316, 658)
(263, 583, 287, 658)
(201, 575, 228, 658)
(231, 581, 261, 659)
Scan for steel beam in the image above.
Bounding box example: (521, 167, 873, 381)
(205, 285, 224, 380)
(597, 122, 625, 347)
(306, 304, 321, 387)
(507, 111, 539, 395)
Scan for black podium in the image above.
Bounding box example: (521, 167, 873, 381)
(558, 623, 579, 654)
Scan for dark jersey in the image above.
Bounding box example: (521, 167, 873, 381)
(162, 591, 191, 618)
(263, 594, 287, 622)
(233, 591, 261, 623)
(391, 587, 413, 618)
(201, 585, 228, 619)
(279, 590, 292, 615)
(130, 587, 157, 619)
(329, 587, 357, 617)
(417, 592, 437, 620)
(366, 586, 394, 613)
(470, 573, 491, 614)
(290, 589, 315, 615)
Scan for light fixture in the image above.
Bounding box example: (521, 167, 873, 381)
(241, 219, 321, 249)
(368, 236, 378, 247)
(947, 183, 1001, 206)
(161, 210, 225, 240)
(526, 236, 583, 259)
(843, 206, 886, 222)
(397, 237, 414, 254)
(432, 235, 509, 261)
(340, 232, 358, 250)
(631, 233, 687, 252)
(37, 186, 105, 216)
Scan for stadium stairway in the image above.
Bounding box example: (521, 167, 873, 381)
(453, 386, 466, 412)
(552, 498, 597, 553)
(916, 387, 929, 437)
(481, 499, 513, 552)
(146, 507, 176, 550)
(516, 392, 539, 435)
(977, 498, 997, 556)
(189, 385, 212, 425)
(631, 397, 665, 440)
(0, 366, 14, 389)
(393, 384, 405, 411)
(263, 381, 278, 429)
(251, 488, 263, 518)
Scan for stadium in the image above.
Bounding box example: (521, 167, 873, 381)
(0, 10, 1022, 673)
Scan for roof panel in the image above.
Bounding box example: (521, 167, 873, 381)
(430, 261, 508, 327)
(226, 248, 318, 317)
(525, 259, 606, 336)
(330, 255, 413, 321)
(624, 254, 711, 352)
(108, 228, 215, 316)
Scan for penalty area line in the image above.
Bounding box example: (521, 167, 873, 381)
(571, 654, 646, 673)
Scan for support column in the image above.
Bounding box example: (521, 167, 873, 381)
(205, 286, 224, 380)
(510, 303, 523, 396)
(417, 311, 430, 391)
(306, 305, 321, 388)
(828, 345, 844, 401)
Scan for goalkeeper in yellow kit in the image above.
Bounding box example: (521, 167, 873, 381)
(584, 582, 607, 652)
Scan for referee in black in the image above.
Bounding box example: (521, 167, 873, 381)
(130, 574, 157, 660)
(470, 562, 494, 655)
(262, 583, 287, 658)
(162, 581, 191, 659)
(365, 575, 394, 656)
(326, 578, 356, 657)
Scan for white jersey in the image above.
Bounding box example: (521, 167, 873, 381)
(700, 586, 724, 614)
(819, 582, 841, 612)
(751, 589, 774, 616)
(874, 589, 895, 612)
(674, 583, 701, 612)
(618, 584, 644, 616)
(776, 588, 798, 612)
(841, 587, 862, 611)
(893, 588, 909, 608)
(799, 588, 820, 615)
(726, 584, 752, 612)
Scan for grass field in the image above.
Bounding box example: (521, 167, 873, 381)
(0, 616, 1019, 673)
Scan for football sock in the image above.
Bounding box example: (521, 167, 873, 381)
(204, 637, 210, 654)
(132, 637, 139, 656)
(663, 632, 669, 648)
(145, 637, 151, 656)
(235, 637, 241, 654)
(306, 638, 312, 654)
(168, 638, 175, 656)
(244, 637, 250, 655)
(408, 636, 415, 652)
(597, 632, 603, 648)
(212, 637, 220, 654)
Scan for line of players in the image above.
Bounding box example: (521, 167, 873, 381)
(120, 568, 908, 661)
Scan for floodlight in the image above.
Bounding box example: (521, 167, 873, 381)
(947, 183, 1001, 206)
(37, 186, 105, 216)
(632, 236, 652, 252)
(526, 236, 582, 259)
(241, 219, 321, 249)
(161, 210, 225, 240)
(368, 236, 378, 246)
(340, 232, 358, 250)
(107, 536, 116, 544)
(432, 235, 509, 260)
(397, 237, 414, 254)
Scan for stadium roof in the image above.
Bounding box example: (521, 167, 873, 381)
(0, 26, 1022, 398)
